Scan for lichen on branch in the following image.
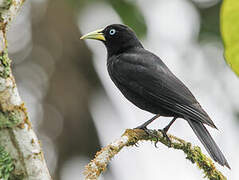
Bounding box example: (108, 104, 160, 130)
(84, 129, 226, 180)
(0, 0, 52, 179)
(0, 0, 25, 30)
(0, 50, 11, 78)
(0, 109, 23, 128)
(0, 145, 14, 179)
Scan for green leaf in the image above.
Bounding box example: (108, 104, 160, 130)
(221, 0, 239, 76)
(107, 0, 147, 38)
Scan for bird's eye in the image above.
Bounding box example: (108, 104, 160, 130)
(109, 29, 116, 35)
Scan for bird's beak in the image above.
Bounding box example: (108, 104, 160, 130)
(80, 28, 106, 41)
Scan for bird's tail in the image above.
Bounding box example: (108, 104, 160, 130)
(187, 119, 230, 169)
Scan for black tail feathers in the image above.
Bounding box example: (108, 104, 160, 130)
(187, 119, 230, 169)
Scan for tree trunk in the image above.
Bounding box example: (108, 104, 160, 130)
(0, 0, 51, 179)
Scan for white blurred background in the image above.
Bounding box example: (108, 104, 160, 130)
(8, 0, 239, 179)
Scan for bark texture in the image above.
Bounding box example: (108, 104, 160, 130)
(84, 129, 226, 180)
(0, 0, 51, 179)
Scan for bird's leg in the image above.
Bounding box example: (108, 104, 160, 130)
(135, 114, 160, 147)
(163, 117, 177, 133)
(135, 114, 160, 130)
(159, 117, 177, 147)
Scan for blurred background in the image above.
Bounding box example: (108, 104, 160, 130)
(7, 0, 239, 179)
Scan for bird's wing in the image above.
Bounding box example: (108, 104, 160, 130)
(110, 51, 216, 128)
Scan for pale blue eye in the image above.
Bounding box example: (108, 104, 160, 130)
(109, 29, 116, 35)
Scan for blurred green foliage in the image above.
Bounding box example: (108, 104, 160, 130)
(66, 0, 147, 38)
(220, 0, 239, 76)
(199, 3, 221, 39)
(106, 0, 147, 38)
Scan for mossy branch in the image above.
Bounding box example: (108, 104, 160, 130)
(84, 129, 226, 180)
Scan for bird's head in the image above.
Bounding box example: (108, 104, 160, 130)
(81, 24, 143, 57)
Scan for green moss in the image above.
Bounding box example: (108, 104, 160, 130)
(0, 146, 14, 180)
(182, 145, 226, 180)
(9, 172, 25, 180)
(0, 110, 23, 128)
(0, 0, 12, 11)
(0, 50, 11, 79)
(6, 0, 12, 8)
(124, 129, 226, 180)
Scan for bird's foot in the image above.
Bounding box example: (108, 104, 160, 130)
(158, 128, 172, 147)
(134, 126, 159, 148)
(134, 142, 139, 147)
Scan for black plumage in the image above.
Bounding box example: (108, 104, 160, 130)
(81, 24, 230, 168)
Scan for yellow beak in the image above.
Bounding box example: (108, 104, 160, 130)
(80, 28, 105, 41)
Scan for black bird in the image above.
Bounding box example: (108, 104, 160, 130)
(81, 24, 230, 168)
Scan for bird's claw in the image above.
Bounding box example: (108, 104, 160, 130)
(154, 137, 159, 148)
(134, 142, 139, 147)
(135, 127, 159, 148)
(145, 129, 159, 148)
(158, 129, 172, 147)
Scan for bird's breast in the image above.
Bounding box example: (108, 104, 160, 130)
(106, 58, 172, 115)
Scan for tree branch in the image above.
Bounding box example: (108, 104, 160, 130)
(0, 0, 51, 179)
(84, 129, 226, 180)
